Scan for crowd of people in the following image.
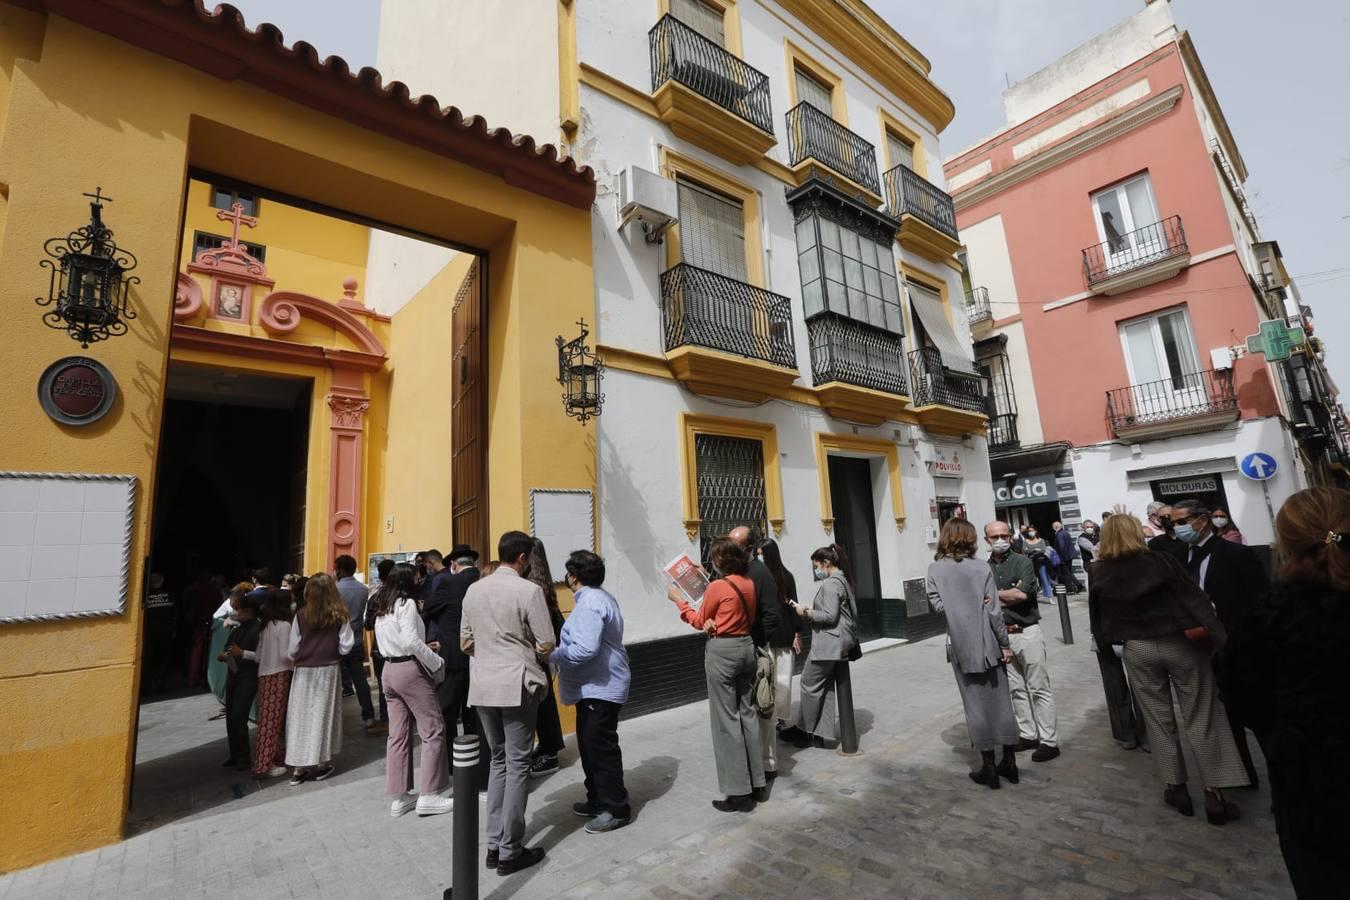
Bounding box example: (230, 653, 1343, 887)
(187, 484, 1346, 896)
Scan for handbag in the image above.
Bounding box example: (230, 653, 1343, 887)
(724, 579, 775, 717)
(1047, 548, 1061, 567)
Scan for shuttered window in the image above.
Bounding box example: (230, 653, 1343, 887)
(794, 67, 834, 115)
(677, 178, 748, 281)
(672, 0, 725, 46)
(886, 132, 915, 172)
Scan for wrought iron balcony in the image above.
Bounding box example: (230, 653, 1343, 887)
(808, 315, 908, 396)
(786, 102, 881, 195)
(661, 263, 796, 369)
(908, 346, 987, 413)
(965, 286, 992, 324)
(649, 15, 774, 136)
(1082, 215, 1188, 288)
(987, 412, 1019, 451)
(883, 164, 958, 240)
(1106, 369, 1238, 438)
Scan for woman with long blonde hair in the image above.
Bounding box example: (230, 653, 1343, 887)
(284, 573, 354, 785)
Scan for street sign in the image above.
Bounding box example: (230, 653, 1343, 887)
(1239, 452, 1278, 481)
(1244, 320, 1305, 362)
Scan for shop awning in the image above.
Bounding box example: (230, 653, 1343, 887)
(907, 281, 976, 374)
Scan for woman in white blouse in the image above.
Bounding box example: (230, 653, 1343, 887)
(250, 590, 296, 779)
(368, 563, 451, 817)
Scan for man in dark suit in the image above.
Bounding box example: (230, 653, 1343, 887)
(1170, 498, 1269, 787)
(423, 544, 480, 738)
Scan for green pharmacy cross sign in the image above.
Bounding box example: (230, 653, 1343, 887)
(1245, 319, 1306, 362)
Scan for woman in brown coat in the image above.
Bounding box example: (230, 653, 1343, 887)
(1088, 512, 1247, 824)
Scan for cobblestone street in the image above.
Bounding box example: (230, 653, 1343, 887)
(0, 600, 1292, 899)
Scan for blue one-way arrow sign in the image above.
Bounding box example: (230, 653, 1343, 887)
(1239, 452, 1278, 481)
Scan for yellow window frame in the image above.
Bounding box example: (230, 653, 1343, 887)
(658, 0, 743, 56)
(660, 146, 765, 287)
(901, 261, 954, 328)
(878, 108, 925, 179)
(784, 38, 848, 124)
(680, 413, 784, 541)
(813, 433, 905, 534)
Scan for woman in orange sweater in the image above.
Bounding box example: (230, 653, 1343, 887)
(667, 538, 767, 812)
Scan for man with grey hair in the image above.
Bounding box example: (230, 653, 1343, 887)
(1168, 498, 1266, 787)
(985, 520, 1060, 763)
(1147, 503, 1186, 562)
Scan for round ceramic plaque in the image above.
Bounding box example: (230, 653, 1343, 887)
(38, 356, 117, 426)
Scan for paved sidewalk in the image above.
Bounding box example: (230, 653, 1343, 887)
(1, 600, 1293, 898)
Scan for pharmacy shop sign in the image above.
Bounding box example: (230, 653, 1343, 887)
(994, 473, 1059, 508)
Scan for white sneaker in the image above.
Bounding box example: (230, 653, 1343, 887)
(415, 793, 453, 817)
(390, 793, 417, 818)
(260, 766, 288, 779)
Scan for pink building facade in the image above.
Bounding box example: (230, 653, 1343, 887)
(943, 1, 1342, 553)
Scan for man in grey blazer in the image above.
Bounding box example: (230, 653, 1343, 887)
(461, 531, 556, 875)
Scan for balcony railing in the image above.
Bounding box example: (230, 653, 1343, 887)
(807, 315, 908, 396)
(883, 164, 958, 240)
(786, 102, 881, 195)
(1106, 369, 1237, 435)
(661, 263, 796, 369)
(649, 15, 774, 135)
(1083, 215, 1188, 285)
(965, 286, 992, 324)
(908, 346, 987, 412)
(987, 412, 1019, 451)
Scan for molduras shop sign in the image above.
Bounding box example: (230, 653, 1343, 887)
(994, 472, 1060, 508)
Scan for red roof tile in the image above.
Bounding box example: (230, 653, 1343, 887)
(19, 0, 597, 208)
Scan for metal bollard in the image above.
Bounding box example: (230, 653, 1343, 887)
(835, 661, 861, 756)
(1054, 583, 1074, 645)
(449, 735, 480, 900)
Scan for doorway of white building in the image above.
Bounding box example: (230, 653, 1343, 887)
(827, 456, 883, 641)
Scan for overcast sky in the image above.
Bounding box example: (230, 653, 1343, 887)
(231, 0, 1350, 390)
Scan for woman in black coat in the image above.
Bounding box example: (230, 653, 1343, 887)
(1221, 487, 1350, 898)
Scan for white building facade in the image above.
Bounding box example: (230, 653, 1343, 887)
(377, 0, 991, 713)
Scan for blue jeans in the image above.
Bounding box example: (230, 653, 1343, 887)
(1035, 560, 1054, 598)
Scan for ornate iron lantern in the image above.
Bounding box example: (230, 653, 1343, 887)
(36, 188, 139, 348)
(556, 318, 604, 424)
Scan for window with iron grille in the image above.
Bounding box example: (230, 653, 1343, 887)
(192, 230, 266, 262)
(794, 67, 833, 115)
(695, 434, 767, 570)
(671, 0, 725, 45)
(211, 186, 259, 217)
(677, 178, 748, 281)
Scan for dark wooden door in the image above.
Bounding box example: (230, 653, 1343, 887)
(451, 258, 488, 557)
(828, 456, 882, 641)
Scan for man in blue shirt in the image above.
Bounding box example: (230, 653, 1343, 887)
(550, 550, 631, 834)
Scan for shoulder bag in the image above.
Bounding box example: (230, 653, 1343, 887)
(724, 578, 776, 718)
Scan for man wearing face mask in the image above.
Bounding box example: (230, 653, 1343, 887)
(1169, 499, 1268, 788)
(727, 525, 784, 777)
(985, 521, 1061, 762)
(1147, 504, 1187, 563)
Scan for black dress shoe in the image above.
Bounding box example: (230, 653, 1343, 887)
(1164, 784, 1194, 817)
(969, 764, 1001, 790)
(1012, 738, 1039, 753)
(711, 794, 755, 812)
(496, 846, 545, 875)
(485, 849, 499, 868)
(1031, 744, 1060, 762)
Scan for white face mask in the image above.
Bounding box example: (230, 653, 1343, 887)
(990, 539, 1012, 554)
(1212, 517, 1229, 529)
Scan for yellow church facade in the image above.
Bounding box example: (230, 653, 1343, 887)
(0, 0, 596, 873)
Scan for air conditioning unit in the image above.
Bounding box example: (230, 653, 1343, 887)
(618, 167, 678, 243)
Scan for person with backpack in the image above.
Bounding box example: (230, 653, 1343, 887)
(666, 538, 766, 813)
(788, 544, 859, 751)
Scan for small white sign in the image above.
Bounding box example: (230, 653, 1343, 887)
(930, 445, 964, 477)
(0, 473, 136, 624)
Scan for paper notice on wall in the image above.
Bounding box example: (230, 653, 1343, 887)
(664, 553, 709, 609)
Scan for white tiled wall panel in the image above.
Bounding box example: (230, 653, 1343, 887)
(0, 474, 135, 622)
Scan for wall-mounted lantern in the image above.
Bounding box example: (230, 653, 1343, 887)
(556, 318, 604, 425)
(36, 188, 139, 348)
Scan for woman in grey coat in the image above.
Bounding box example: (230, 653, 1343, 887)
(926, 518, 1020, 789)
(789, 544, 858, 749)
